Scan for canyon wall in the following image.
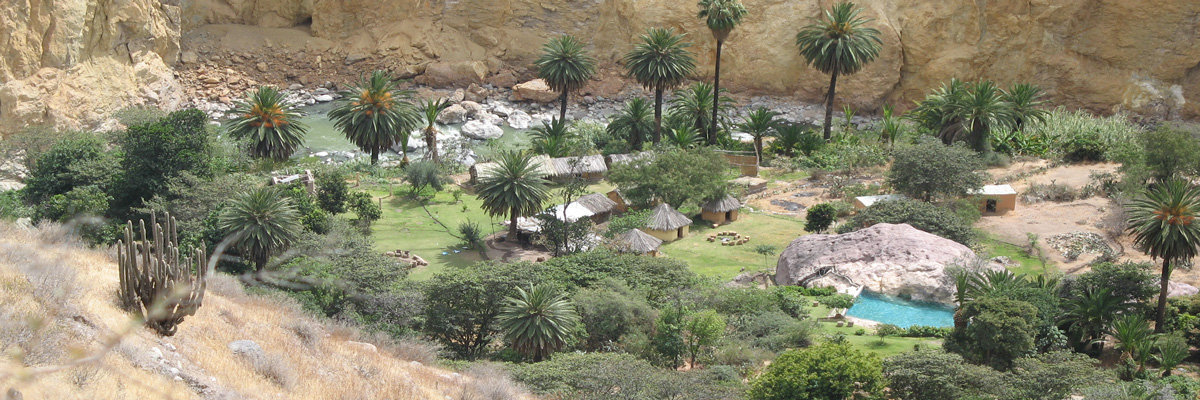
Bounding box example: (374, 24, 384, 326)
(3, 0, 1199, 134)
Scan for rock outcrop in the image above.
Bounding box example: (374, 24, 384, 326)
(511, 79, 559, 103)
(774, 223, 999, 304)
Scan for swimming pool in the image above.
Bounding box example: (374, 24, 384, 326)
(845, 291, 955, 328)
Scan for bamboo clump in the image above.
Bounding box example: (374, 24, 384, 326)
(117, 212, 207, 336)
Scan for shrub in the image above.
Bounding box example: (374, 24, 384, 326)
(251, 352, 297, 389)
(573, 279, 656, 351)
(22, 133, 114, 205)
(456, 364, 528, 400)
(748, 342, 884, 400)
(348, 192, 381, 228)
(608, 148, 730, 209)
(887, 139, 985, 202)
(884, 349, 994, 400)
(405, 161, 448, 197)
(816, 294, 855, 310)
(1022, 182, 1078, 203)
(945, 296, 1038, 370)
(603, 209, 650, 238)
(316, 168, 350, 214)
(839, 198, 975, 245)
(113, 109, 215, 215)
(1031, 109, 1142, 163)
(458, 221, 484, 249)
(0, 190, 33, 220)
(804, 203, 837, 233)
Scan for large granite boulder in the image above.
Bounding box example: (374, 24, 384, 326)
(460, 120, 504, 140)
(511, 79, 559, 103)
(774, 223, 996, 304)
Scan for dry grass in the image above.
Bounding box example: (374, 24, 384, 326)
(0, 222, 525, 399)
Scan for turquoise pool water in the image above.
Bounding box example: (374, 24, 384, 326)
(845, 291, 955, 328)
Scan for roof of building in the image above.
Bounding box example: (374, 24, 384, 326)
(549, 155, 607, 176)
(702, 194, 741, 213)
(472, 155, 555, 179)
(854, 194, 907, 208)
(614, 229, 663, 254)
(607, 152, 653, 166)
(974, 184, 1018, 196)
(575, 193, 618, 214)
(646, 203, 691, 231)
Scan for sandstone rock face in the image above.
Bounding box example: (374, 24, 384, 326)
(512, 79, 559, 103)
(0, 0, 181, 134)
(775, 223, 998, 304)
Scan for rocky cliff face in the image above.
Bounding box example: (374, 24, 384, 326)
(3, 0, 1198, 134)
(0, 0, 181, 134)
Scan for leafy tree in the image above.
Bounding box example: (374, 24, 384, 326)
(608, 148, 728, 209)
(347, 192, 381, 229)
(1138, 125, 1200, 182)
(887, 139, 985, 201)
(499, 285, 580, 362)
(748, 342, 884, 400)
(603, 209, 651, 238)
(804, 202, 837, 233)
(114, 109, 214, 214)
(281, 185, 330, 234)
(510, 352, 736, 400)
(539, 250, 699, 305)
(329, 70, 421, 164)
(997, 351, 1104, 400)
(682, 309, 725, 368)
(416, 97, 451, 163)
(38, 185, 113, 243)
(536, 34, 596, 121)
(1062, 261, 1157, 313)
(219, 186, 302, 272)
(946, 296, 1037, 370)
(669, 82, 733, 144)
(839, 198, 975, 245)
(574, 279, 656, 351)
(624, 28, 697, 144)
(698, 0, 747, 144)
(476, 150, 552, 240)
(884, 349, 994, 400)
(652, 304, 688, 368)
(794, 1, 882, 141)
(876, 323, 901, 344)
(23, 134, 113, 205)
(817, 294, 855, 310)
(226, 86, 307, 161)
(421, 261, 547, 359)
(738, 107, 778, 161)
(1127, 178, 1200, 332)
(608, 97, 655, 151)
(536, 211, 594, 256)
(530, 117, 578, 157)
(1002, 83, 1049, 134)
(404, 161, 447, 197)
(315, 168, 349, 214)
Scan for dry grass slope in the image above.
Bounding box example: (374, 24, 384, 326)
(0, 223, 530, 400)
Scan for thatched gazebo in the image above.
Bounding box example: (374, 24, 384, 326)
(644, 203, 691, 242)
(575, 193, 619, 223)
(614, 229, 663, 256)
(701, 195, 741, 225)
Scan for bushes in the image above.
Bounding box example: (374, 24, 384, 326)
(804, 203, 837, 233)
(608, 148, 729, 209)
(887, 139, 985, 202)
(509, 352, 738, 400)
(1021, 182, 1079, 203)
(316, 168, 350, 214)
(603, 209, 650, 238)
(1030, 109, 1142, 163)
(405, 161, 448, 197)
(748, 342, 884, 400)
(838, 198, 975, 245)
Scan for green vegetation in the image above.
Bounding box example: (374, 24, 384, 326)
(748, 342, 884, 400)
(608, 148, 729, 209)
(698, 0, 747, 143)
(226, 86, 307, 161)
(1127, 178, 1200, 331)
(838, 198, 975, 245)
(624, 27, 697, 143)
(887, 139, 985, 201)
(329, 70, 420, 165)
(536, 34, 597, 121)
(475, 150, 553, 239)
(219, 186, 302, 271)
(795, 1, 882, 141)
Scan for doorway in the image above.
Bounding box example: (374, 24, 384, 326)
(986, 199, 997, 213)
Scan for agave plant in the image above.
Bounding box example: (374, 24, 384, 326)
(226, 86, 308, 161)
(417, 98, 452, 163)
(498, 285, 579, 361)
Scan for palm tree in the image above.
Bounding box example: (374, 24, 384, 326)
(738, 107, 779, 161)
(698, 0, 747, 145)
(476, 150, 552, 240)
(499, 285, 579, 362)
(624, 28, 697, 144)
(1109, 314, 1154, 370)
(1059, 287, 1127, 350)
(664, 126, 704, 149)
(909, 78, 969, 145)
(607, 97, 655, 151)
(1155, 334, 1189, 376)
(1127, 178, 1200, 332)
(795, 1, 882, 141)
(949, 80, 1014, 153)
(536, 35, 597, 121)
(227, 86, 308, 161)
(417, 98, 452, 163)
(669, 82, 733, 142)
(329, 70, 421, 165)
(218, 186, 301, 272)
(1002, 83, 1050, 134)
(530, 118, 576, 158)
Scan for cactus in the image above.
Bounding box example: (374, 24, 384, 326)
(117, 212, 207, 336)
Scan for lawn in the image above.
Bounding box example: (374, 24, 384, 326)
(980, 235, 1058, 277)
(660, 211, 806, 280)
(804, 297, 943, 358)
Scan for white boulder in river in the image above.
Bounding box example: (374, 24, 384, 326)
(774, 223, 1000, 304)
(460, 120, 504, 140)
(507, 110, 532, 129)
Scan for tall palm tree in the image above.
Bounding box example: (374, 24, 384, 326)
(624, 28, 697, 144)
(530, 118, 576, 158)
(1002, 83, 1050, 133)
(607, 97, 655, 151)
(738, 107, 779, 161)
(909, 78, 969, 145)
(329, 70, 421, 165)
(218, 186, 302, 272)
(227, 86, 308, 161)
(949, 80, 1014, 153)
(536, 35, 597, 121)
(664, 126, 705, 149)
(698, 0, 747, 145)
(418, 98, 452, 163)
(1059, 287, 1126, 350)
(795, 1, 882, 141)
(669, 82, 733, 141)
(499, 285, 579, 362)
(476, 150, 552, 240)
(1127, 178, 1200, 332)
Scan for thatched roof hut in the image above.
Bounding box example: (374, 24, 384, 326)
(702, 195, 741, 213)
(470, 155, 555, 183)
(614, 229, 663, 255)
(646, 203, 691, 231)
(550, 155, 607, 175)
(575, 193, 618, 214)
(606, 152, 652, 168)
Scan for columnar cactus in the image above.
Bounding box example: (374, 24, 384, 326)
(117, 212, 207, 336)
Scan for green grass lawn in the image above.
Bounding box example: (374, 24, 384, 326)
(660, 211, 806, 280)
(803, 298, 943, 357)
(366, 186, 495, 281)
(980, 236, 1058, 277)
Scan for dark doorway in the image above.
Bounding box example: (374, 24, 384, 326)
(986, 199, 997, 213)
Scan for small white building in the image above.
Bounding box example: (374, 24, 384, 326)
(972, 184, 1018, 214)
